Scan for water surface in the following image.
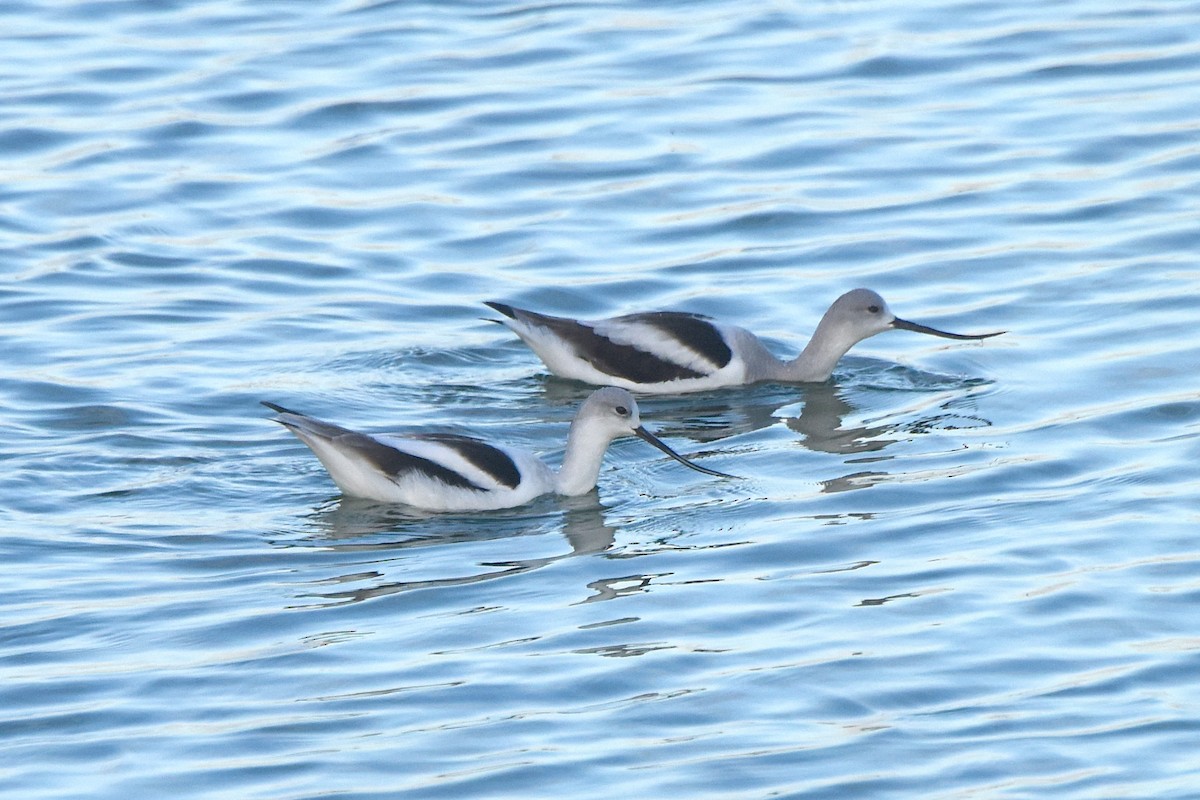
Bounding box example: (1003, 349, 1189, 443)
(3, 1, 1200, 798)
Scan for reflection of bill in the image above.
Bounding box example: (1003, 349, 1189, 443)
(533, 358, 992, 460)
(598, 381, 893, 454)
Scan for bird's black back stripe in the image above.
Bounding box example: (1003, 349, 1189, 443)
(488, 303, 729, 384)
(534, 313, 709, 383)
(355, 435, 490, 492)
(414, 434, 522, 490)
(566, 321, 707, 382)
(266, 402, 498, 493)
(484, 300, 518, 320)
(624, 312, 733, 370)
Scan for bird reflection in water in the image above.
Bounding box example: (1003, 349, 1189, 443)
(545, 365, 996, 495)
(556, 380, 897, 455)
(282, 494, 617, 607)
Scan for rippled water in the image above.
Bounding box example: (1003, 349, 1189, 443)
(5, 1, 1200, 797)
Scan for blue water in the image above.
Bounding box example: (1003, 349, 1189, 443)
(4, 1, 1200, 797)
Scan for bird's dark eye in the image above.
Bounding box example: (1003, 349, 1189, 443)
(615, 405, 629, 416)
(868, 304, 880, 313)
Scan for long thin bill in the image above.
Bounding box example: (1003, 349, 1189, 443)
(634, 426, 737, 479)
(891, 317, 1005, 340)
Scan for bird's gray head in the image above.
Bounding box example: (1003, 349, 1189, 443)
(578, 386, 736, 479)
(822, 288, 896, 342)
(579, 386, 643, 435)
(826, 288, 1005, 343)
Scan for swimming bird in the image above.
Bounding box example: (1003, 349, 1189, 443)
(485, 288, 1003, 394)
(263, 388, 732, 512)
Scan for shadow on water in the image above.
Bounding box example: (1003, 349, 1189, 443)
(279, 494, 617, 607)
(529, 355, 994, 455)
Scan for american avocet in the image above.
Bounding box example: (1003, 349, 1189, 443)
(263, 387, 732, 512)
(485, 288, 1003, 394)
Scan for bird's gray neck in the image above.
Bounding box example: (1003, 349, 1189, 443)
(737, 328, 842, 384)
(746, 318, 853, 384)
(555, 419, 609, 497)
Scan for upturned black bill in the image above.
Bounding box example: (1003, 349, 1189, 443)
(891, 317, 1005, 340)
(634, 426, 737, 479)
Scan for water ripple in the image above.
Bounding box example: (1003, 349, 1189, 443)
(3, 0, 1200, 798)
